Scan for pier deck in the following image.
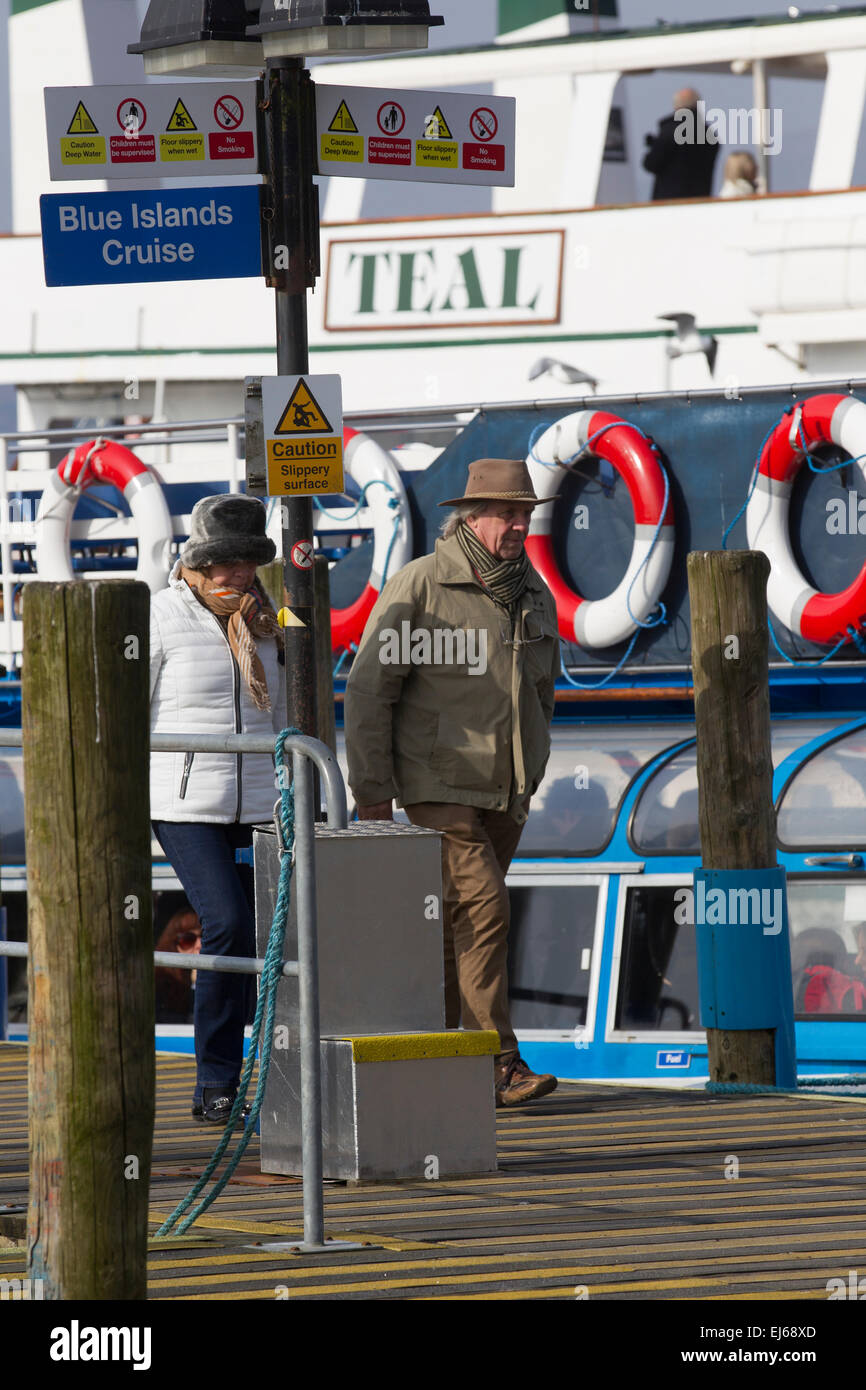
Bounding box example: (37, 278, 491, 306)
(1, 1043, 865, 1301)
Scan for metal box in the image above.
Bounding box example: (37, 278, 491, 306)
(260, 1032, 499, 1181)
(253, 819, 445, 1038)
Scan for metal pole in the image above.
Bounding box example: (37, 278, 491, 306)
(265, 57, 320, 740)
(293, 746, 324, 1247)
(752, 58, 770, 194)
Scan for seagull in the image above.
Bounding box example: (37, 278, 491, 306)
(528, 357, 599, 392)
(658, 312, 718, 375)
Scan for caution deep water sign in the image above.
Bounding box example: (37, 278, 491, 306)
(261, 375, 344, 496)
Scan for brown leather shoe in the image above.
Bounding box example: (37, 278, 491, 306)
(494, 1053, 557, 1107)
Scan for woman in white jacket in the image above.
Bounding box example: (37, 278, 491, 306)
(150, 494, 286, 1123)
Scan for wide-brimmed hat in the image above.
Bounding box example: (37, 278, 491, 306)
(180, 494, 276, 570)
(438, 458, 540, 508)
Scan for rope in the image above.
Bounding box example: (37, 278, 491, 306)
(708, 1074, 866, 1095)
(529, 420, 671, 690)
(153, 728, 300, 1238)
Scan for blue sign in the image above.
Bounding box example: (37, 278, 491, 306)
(656, 1050, 690, 1070)
(40, 184, 262, 286)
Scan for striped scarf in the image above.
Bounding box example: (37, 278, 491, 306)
(455, 522, 532, 614)
(180, 565, 284, 712)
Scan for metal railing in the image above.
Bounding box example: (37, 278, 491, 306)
(0, 727, 347, 1251)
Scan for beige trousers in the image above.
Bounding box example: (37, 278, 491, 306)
(403, 801, 524, 1059)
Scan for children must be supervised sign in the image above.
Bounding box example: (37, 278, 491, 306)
(262, 375, 344, 497)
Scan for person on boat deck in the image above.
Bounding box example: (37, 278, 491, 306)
(149, 495, 286, 1124)
(344, 459, 561, 1107)
(643, 87, 718, 201)
(719, 150, 761, 198)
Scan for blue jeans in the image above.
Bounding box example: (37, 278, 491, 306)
(152, 821, 255, 1101)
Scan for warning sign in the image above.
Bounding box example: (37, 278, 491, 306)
(262, 374, 344, 497)
(291, 541, 315, 570)
(275, 380, 333, 435)
(423, 106, 452, 140)
(61, 100, 105, 165)
(469, 107, 498, 141)
(329, 100, 358, 133)
(67, 101, 97, 135)
(167, 99, 196, 131)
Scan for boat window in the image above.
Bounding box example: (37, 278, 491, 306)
(0, 754, 25, 864)
(615, 885, 700, 1032)
(788, 879, 866, 1019)
(520, 723, 693, 857)
(631, 721, 838, 856)
(777, 727, 866, 849)
(508, 883, 598, 1030)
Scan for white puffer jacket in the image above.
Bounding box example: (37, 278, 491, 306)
(149, 561, 287, 822)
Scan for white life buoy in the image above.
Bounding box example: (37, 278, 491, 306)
(525, 410, 675, 648)
(746, 392, 866, 645)
(330, 427, 412, 652)
(35, 438, 173, 593)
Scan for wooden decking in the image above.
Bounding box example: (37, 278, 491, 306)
(2, 1042, 865, 1301)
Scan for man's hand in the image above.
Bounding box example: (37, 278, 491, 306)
(357, 800, 393, 821)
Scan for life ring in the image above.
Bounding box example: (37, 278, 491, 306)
(746, 393, 866, 645)
(35, 438, 173, 593)
(525, 410, 675, 647)
(329, 427, 413, 652)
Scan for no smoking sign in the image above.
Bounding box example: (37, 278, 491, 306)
(291, 541, 315, 570)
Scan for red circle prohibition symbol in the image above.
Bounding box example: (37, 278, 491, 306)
(117, 98, 147, 135)
(291, 540, 315, 570)
(214, 95, 244, 130)
(470, 107, 497, 141)
(377, 100, 406, 136)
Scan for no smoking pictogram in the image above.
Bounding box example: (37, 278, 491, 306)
(377, 100, 405, 136)
(117, 98, 147, 137)
(214, 95, 243, 130)
(291, 541, 315, 570)
(470, 107, 497, 141)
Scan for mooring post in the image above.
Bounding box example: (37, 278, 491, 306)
(23, 581, 154, 1299)
(260, 555, 336, 756)
(687, 550, 796, 1087)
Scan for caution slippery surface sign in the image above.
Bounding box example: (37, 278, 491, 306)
(262, 375, 343, 496)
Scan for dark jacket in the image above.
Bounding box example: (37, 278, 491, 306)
(643, 111, 718, 201)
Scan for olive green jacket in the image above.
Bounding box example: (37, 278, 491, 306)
(344, 533, 560, 824)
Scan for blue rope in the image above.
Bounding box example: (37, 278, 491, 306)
(530, 419, 671, 687)
(153, 728, 300, 1238)
(721, 420, 776, 551)
(313, 477, 396, 522)
(332, 643, 357, 678)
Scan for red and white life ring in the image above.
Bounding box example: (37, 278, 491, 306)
(525, 410, 675, 648)
(746, 393, 866, 645)
(35, 438, 173, 593)
(329, 427, 412, 652)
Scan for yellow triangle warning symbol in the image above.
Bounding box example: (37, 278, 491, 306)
(275, 379, 333, 435)
(67, 101, 98, 135)
(166, 98, 197, 132)
(423, 105, 452, 140)
(329, 100, 358, 133)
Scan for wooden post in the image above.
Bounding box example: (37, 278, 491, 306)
(23, 581, 153, 1300)
(687, 550, 777, 1085)
(259, 557, 336, 755)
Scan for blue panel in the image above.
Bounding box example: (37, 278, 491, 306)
(40, 185, 262, 287)
(693, 866, 796, 1086)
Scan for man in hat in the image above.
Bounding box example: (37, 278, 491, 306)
(344, 460, 560, 1106)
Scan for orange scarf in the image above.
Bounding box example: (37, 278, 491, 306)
(181, 565, 284, 712)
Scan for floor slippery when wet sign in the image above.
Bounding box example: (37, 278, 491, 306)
(44, 84, 259, 181)
(314, 84, 515, 186)
(261, 375, 344, 497)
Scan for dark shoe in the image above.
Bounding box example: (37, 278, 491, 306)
(494, 1054, 557, 1108)
(193, 1089, 248, 1124)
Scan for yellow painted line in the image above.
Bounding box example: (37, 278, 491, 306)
(343, 1031, 499, 1062)
(150, 1260, 855, 1299)
(144, 1241, 866, 1286)
(147, 1211, 433, 1250)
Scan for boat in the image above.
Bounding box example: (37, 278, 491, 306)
(1, 4, 865, 1083)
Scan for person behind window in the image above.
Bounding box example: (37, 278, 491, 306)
(643, 87, 718, 201)
(720, 151, 760, 198)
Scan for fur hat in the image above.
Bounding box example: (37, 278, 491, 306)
(180, 494, 276, 571)
(438, 458, 539, 507)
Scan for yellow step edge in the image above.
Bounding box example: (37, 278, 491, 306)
(336, 1031, 500, 1063)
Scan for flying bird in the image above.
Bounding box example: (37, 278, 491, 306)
(528, 358, 599, 392)
(658, 312, 718, 375)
